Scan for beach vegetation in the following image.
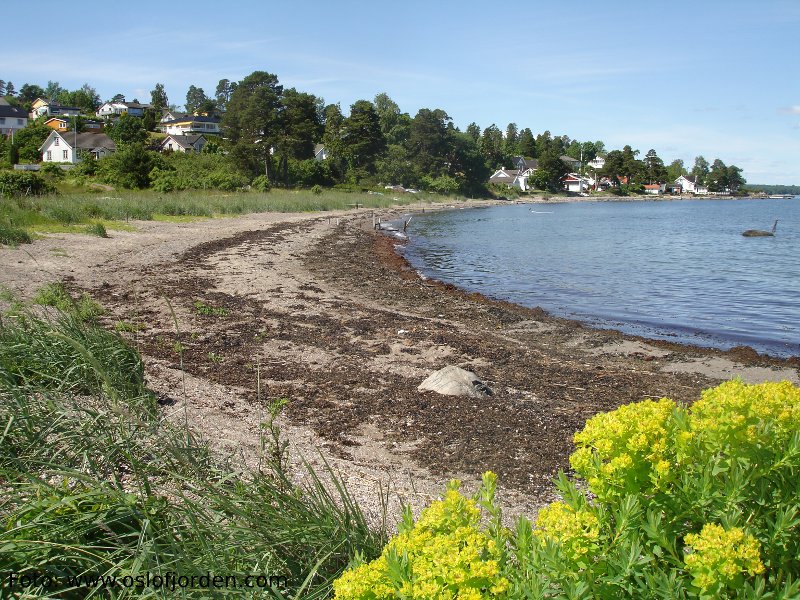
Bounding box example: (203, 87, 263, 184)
(0, 299, 388, 599)
(335, 380, 800, 599)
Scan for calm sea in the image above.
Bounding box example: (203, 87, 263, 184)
(402, 197, 800, 358)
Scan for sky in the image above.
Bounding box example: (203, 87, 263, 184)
(5, 0, 800, 185)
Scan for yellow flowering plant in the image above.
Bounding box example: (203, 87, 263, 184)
(684, 523, 765, 596)
(333, 473, 510, 599)
(334, 381, 800, 599)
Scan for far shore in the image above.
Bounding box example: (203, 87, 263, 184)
(1, 205, 796, 519)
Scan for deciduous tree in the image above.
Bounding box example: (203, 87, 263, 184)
(150, 83, 169, 113)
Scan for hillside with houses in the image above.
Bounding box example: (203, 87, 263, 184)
(0, 76, 749, 197)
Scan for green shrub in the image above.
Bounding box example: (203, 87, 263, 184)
(252, 174, 272, 192)
(33, 281, 104, 322)
(0, 223, 32, 245)
(334, 380, 800, 599)
(311, 184, 323, 195)
(0, 171, 56, 197)
(85, 222, 109, 238)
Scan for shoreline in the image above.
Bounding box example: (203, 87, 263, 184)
(1, 207, 797, 519)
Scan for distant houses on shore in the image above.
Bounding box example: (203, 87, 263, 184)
(489, 155, 722, 195)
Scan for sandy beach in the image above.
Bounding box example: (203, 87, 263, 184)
(2, 204, 797, 521)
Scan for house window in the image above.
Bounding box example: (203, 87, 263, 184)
(54, 137, 60, 146)
(46, 151, 52, 161)
(17, 119, 23, 125)
(0, 118, 5, 124)
(63, 150, 69, 160)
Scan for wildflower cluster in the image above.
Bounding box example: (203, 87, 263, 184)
(533, 502, 600, 562)
(689, 379, 800, 454)
(684, 523, 764, 593)
(333, 476, 509, 599)
(569, 397, 677, 499)
(334, 381, 800, 599)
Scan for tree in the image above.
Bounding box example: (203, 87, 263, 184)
(10, 123, 51, 163)
(56, 84, 100, 114)
(111, 93, 126, 103)
(727, 164, 746, 192)
(215, 79, 234, 111)
(17, 84, 45, 106)
(518, 128, 536, 158)
(533, 148, 571, 192)
(185, 85, 208, 114)
(107, 113, 148, 146)
(150, 83, 169, 113)
(340, 99, 385, 177)
(44, 81, 65, 101)
(621, 145, 644, 185)
(222, 70, 283, 178)
(408, 108, 451, 178)
(274, 88, 322, 184)
(4, 81, 15, 97)
(666, 159, 686, 182)
(691, 156, 710, 186)
(480, 124, 505, 170)
(465, 122, 481, 142)
(643, 149, 667, 183)
(504, 123, 519, 157)
(374, 93, 410, 145)
(97, 144, 162, 189)
(706, 159, 729, 192)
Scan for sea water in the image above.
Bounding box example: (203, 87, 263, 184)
(402, 197, 800, 357)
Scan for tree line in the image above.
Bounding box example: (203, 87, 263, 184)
(0, 73, 747, 194)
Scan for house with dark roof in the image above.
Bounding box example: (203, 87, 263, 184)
(30, 98, 82, 119)
(159, 134, 207, 153)
(160, 115, 220, 136)
(40, 130, 116, 164)
(0, 98, 28, 136)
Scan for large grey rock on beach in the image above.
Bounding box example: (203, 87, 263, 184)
(418, 366, 493, 398)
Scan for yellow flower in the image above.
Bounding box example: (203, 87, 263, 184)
(684, 523, 764, 592)
(534, 502, 600, 561)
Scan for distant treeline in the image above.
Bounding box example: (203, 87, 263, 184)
(745, 184, 800, 195)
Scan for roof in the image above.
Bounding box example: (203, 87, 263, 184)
(161, 115, 220, 125)
(0, 102, 28, 118)
(41, 131, 116, 151)
(161, 134, 205, 147)
(644, 184, 663, 189)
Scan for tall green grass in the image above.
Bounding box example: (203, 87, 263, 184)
(0, 294, 387, 598)
(0, 188, 459, 239)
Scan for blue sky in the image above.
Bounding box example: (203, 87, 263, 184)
(5, 0, 799, 184)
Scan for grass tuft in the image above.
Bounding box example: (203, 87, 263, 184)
(0, 302, 387, 598)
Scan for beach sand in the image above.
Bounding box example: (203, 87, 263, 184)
(2, 205, 797, 523)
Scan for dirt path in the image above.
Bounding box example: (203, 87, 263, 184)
(2, 208, 797, 522)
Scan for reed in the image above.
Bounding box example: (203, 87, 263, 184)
(0, 296, 387, 598)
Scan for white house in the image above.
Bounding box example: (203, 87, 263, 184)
(489, 168, 530, 191)
(644, 183, 666, 195)
(675, 175, 708, 195)
(588, 156, 606, 170)
(96, 101, 149, 118)
(159, 134, 207, 153)
(0, 98, 28, 137)
(562, 173, 592, 193)
(160, 115, 220, 136)
(40, 130, 116, 164)
(314, 143, 328, 161)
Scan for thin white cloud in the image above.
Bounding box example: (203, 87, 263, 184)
(780, 106, 800, 115)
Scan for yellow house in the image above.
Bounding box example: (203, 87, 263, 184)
(44, 117, 69, 132)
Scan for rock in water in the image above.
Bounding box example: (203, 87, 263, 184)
(418, 366, 493, 398)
